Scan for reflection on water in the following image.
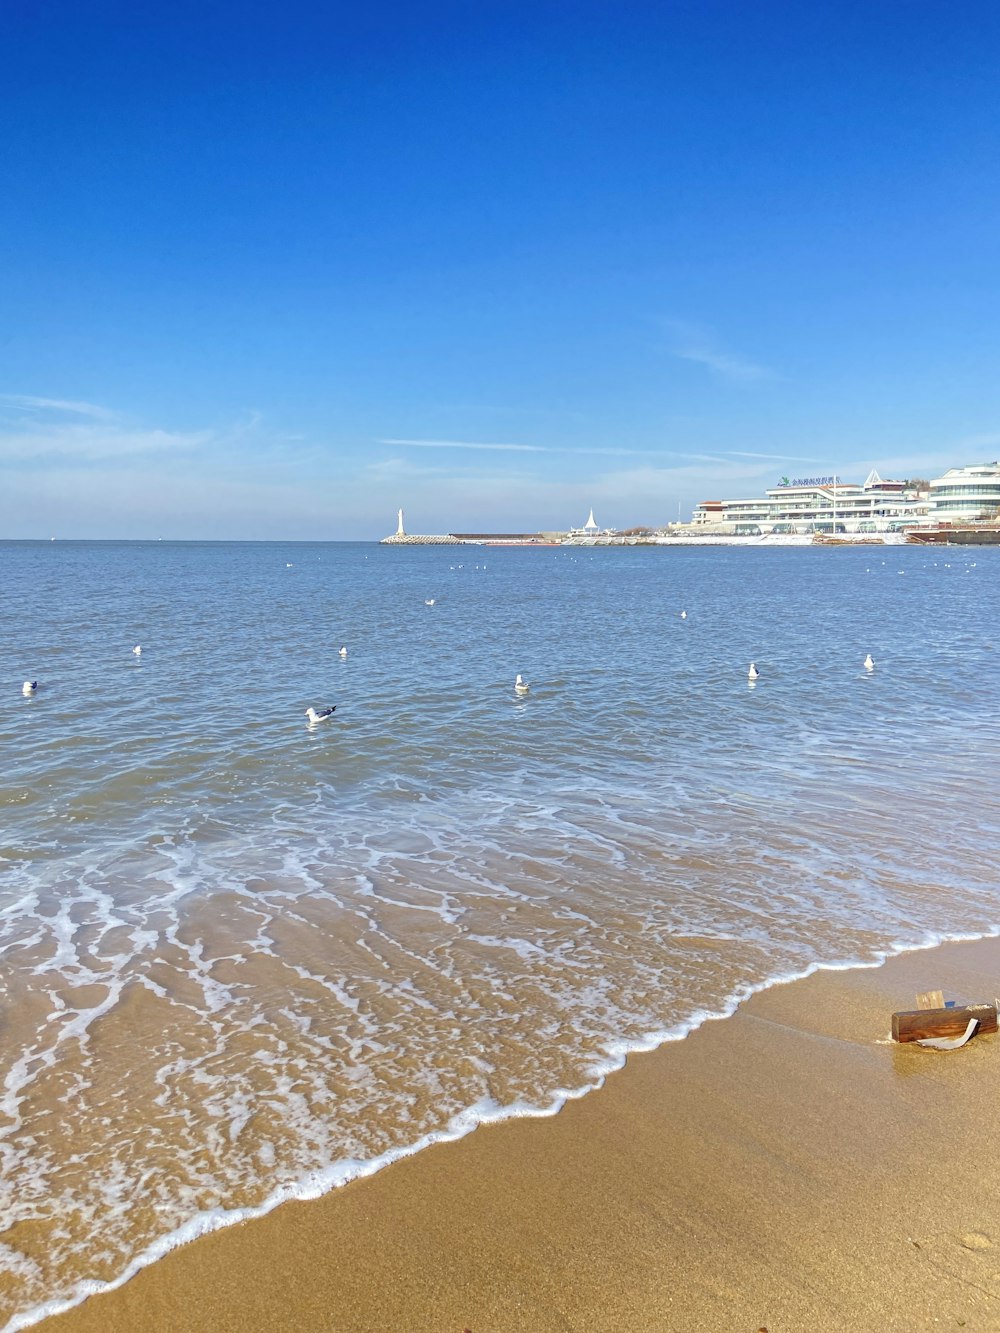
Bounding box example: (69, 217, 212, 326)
(2, 540, 1000, 1326)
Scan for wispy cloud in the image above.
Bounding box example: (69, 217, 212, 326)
(0, 394, 118, 421)
(0, 393, 224, 462)
(663, 320, 777, 383)
(0, 421, 212, 463)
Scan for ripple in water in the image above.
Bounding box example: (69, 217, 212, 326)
(1, 539, 1000, 1327)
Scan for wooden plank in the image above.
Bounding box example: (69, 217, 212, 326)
(916, 989, 944, 1010)
(892, 1003, 998, 1044)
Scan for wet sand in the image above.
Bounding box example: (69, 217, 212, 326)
(47, 935, 1000, 1332)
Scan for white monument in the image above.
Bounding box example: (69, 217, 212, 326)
(396, 507, 406, 537)
(584, 508, 599, 533)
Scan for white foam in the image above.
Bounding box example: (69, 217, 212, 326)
(6, 590, 1000, 1331)
(7, 923, 1000, 1333)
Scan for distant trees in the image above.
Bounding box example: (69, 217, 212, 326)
(904, 477, 931, 491)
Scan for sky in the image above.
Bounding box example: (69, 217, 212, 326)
(2, 0, 999, 538)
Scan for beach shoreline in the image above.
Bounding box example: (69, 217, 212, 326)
(39, 932, 1000, 1333)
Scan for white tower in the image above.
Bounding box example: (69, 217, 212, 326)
(396, 507, 405, 537)
(584, 508, 598, 532)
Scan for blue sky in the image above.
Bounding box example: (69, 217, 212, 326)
(2, 0, 998, 538)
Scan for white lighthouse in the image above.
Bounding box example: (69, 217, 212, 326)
(395, 507, 406, 537)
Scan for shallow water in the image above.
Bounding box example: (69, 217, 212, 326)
(2, 540, 999, 1328)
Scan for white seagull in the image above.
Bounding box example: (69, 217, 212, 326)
(22, 680, 37, 696)
(864, 653, 875, 670)
(747, 662, 760, 682)
(305, 706, 336, 723)
(424, 598, 436, 606)
(680, 610, 687, 619)
(338, 646, 348, 658)
(132, 645, 142, 656)
(514, 674, 530, 696)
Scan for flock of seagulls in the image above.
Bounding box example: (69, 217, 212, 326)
(17, 644, 880, 713)
(16, 593, 880, 726)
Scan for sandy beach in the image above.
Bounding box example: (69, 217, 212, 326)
(40, 933, 1000, 1333)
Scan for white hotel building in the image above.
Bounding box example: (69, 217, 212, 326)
(690, 470, 928, 535)
(925, 462, 1000, 523)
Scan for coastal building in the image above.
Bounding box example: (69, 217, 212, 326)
(925, 462, 1000, 523)
(688, 471, 927, 536)
(563, 507, 618, 543)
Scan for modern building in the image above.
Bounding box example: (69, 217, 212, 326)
(925, 462, 1000, 523)
(689, 471, 928, 535)
(563, 507, 619, 542)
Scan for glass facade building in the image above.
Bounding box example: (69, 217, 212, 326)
(927, 463, 1000, 522)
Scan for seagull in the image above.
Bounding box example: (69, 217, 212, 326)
(132, 645, 142, 656)
(338, 646, 348, 658)
(680, 610, 687, 619)
(22, 680, 37, 696)
(424, 598, 436, 606)
(747, 662, 759, 682)
(305, 706, 336, 723)
(864, 653, 875, 671)
(514, 674, 530, 696)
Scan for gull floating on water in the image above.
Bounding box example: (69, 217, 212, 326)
(864, 653, 875, 671)
(305, 706, 336, 723)
(132, 645, 142, 656)
(514, 674, 530, 696)
(747, 662, 759, 682)
(338, 646, 348, 658)
(22, 680, 37, 696)
(424, 598, 436, 606)
(680, 610, 687, 619)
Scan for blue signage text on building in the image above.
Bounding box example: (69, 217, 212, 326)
(777, 476, 836, 488)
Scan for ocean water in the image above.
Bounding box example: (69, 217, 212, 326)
(2, 539, 1000, 1328)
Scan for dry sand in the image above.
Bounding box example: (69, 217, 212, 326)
(46, 935, 1000, 1332)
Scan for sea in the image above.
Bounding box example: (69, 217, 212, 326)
(2, 539, 1000, 1329)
